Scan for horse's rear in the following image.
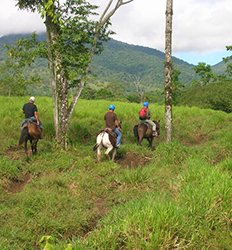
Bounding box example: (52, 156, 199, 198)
(134, 120, 160, 148)
(19, 122, 42, 159)
(93, 130, 117, 162)
(137, 123, 152, 144)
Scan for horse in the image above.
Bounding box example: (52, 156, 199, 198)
(19, 121, 42, 160)
(93, 122, 121, 162)
(133, 120, 160, 148)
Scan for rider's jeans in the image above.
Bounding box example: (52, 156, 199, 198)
(114, 127, 122, 146)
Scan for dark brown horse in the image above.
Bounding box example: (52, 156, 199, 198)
(133, 120, 160, 148)
(19, 121, 42, 159)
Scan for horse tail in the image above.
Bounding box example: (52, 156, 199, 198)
(19, 127, 28, 145)
(93, 143, 99, 151)
(93, 132, 105, 151)
(133, 125, 138, 138)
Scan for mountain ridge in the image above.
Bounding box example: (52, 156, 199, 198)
(0, 33, 225, 88)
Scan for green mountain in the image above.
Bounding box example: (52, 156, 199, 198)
(1, 33, 228, 96)
(212, 61, 227, 74)
(0, 33, 197, 89)
(92, 39, 197, 88)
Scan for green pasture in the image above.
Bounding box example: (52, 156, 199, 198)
(0, 96, 231, 249)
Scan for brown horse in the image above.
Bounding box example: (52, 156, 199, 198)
(133, 120, 160, 148)
(19, 121, 42, 160)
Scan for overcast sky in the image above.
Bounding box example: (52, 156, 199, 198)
(0, 0, 231, 65)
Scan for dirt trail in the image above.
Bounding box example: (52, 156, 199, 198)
(117, 152, 152, 168)
(6, 173, 32, 193)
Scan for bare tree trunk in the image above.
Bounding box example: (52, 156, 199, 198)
(164, 0, 173, 142)
(45, 15, 69, 149)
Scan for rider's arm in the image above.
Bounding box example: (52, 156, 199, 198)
(115, 118, 121, 131)
(34, 111, 39, 125)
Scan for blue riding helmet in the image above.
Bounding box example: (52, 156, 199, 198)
(143, 101, 149, 107)
(109, 104, 115, 111)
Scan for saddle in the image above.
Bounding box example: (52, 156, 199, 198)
(103, 128, 117, 138)
(139, 121, 157, 137)
(98, 128, 117, 148)
(140, 120, 150, 128)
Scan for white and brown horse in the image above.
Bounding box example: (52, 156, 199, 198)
(93, 128, 118, 162)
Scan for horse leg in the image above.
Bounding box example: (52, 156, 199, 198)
(31, 140, 35, 154)
(105, 145, 113, 160)
(133, 125, 139, 144)
(24, 140, 30, 161)
(138, 135, 143, 145)
(111, 148, 117, 161)
(34, 140, 38, 154)
(31, 139, 38, 154)
(148, 137, 154, 149)
(97, 144, 102, 162)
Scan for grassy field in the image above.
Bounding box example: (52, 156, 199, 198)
(0, 96, 232, 249)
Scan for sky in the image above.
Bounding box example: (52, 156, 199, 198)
(0, 0, 231, 65)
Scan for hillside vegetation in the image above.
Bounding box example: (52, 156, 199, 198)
(177, 80, 232, 113)
(0, 33, 197, 91)
(0, 96, 232, 249)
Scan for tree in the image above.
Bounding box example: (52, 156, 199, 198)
(129, 75, 145, 103)
(223, 45, 232, 77)
(193, 62, 215, 85)
(16, 0, 133, 149)
(164, 0, 173, 142)
(0, 35, 42, 96)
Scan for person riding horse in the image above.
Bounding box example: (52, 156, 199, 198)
(139, 101, 157, 136)
(19, 96, 43, 159)
(21, 96, 43, 130)
(104, 104, 122, 148)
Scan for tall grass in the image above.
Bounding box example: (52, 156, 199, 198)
(0, 96, 232, 249)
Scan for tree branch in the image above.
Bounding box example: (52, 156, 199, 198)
(100, 0, 134, 27)
(67, 0, 134, 122)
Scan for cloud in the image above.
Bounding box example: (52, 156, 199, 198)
(0, 0, 231, 64)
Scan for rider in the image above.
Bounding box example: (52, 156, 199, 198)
(21, 96, 43, 129)
(139, 101, 156, 136)
(104, 104, 122, 148)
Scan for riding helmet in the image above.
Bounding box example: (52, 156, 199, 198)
(109, 104, 115, 111)
(143, 101, 149, 107)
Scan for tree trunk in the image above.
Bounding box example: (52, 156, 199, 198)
(164, 0, 173, 142)
(45, 15, 69, 149)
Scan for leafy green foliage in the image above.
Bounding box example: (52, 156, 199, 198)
(15, 0, 111, 90)
(193, 62, 216, 85)
(177, 80, 232, 113)
(223, 45, 232, 77)
(0, 34, 48, 96)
